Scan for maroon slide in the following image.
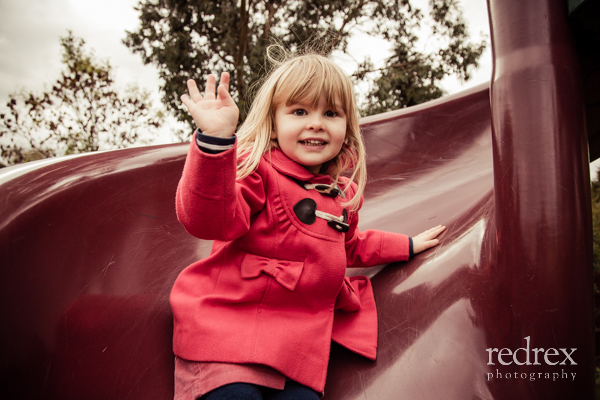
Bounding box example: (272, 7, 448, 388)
(0, 0, 593, 398)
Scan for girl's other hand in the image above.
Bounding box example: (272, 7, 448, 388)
(180, 72, 239, 138)
(412, 225, 446, 254)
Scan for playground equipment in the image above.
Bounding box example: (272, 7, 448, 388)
(1, 0, 596, 398)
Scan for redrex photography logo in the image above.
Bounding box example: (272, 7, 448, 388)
(486, 336, 577, 382)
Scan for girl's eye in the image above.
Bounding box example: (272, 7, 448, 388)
(324, 110, 337, 118)
(292, 109, 307, 116)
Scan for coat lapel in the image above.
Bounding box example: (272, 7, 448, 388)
(264, 148, 332, 185)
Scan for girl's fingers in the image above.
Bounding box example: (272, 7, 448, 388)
(432, 225, 446, 235)
(420, 225, 446, 239)
(217, 72, 236, 106)
(219, 72, 230, 93)
(424, 238, 441, 250)
(422, 226, 440, 234)
(217, 84, 236, 107)
(204, 74, 216, 100)
(187, 79, 202, 102)
(412, 226, 446, 254)
(180, 93, 191, 108)
(185, 74, 233, 104)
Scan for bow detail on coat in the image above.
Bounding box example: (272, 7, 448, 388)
(241, 253, 304, 291)
(334, 276, 362, 312)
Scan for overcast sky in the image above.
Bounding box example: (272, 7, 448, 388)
(0, 0, 492, 144)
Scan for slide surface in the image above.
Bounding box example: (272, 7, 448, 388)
(0, 84, 497, 399)
(1, 1, 595, 397)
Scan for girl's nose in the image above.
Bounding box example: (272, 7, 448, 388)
(307, 114, 324, 130)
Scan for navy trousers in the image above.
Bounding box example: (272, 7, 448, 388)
(201, 381, 320, 400)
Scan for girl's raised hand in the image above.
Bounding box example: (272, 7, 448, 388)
(180, 72, 239, 138)
(412, 225, 446, 254)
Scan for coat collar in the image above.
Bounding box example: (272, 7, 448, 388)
(264, 148, 332, 184)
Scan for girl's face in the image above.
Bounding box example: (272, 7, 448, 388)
(273, 92, 347, 174)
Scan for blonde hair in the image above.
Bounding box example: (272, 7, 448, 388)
(236, 46, 367, 211)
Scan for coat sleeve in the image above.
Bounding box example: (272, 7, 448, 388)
(175, 140, 266, 242)
(344, 189, 411, 268)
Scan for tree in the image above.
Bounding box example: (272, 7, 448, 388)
(359, 0, 487, 114)
(0, 32, 164, 166)
(124, 0, 486, 126)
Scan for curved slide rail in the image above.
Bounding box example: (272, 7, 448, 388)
(0, 0, 593, 398)
(0, 83, 493, 399)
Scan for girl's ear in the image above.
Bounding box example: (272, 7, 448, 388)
(271, 129, 277, 140)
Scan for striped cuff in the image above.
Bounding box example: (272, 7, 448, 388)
(195, 129, 236, 154)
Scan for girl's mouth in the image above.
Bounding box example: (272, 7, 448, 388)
(300, 139, 327, 146)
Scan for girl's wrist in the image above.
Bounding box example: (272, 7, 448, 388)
(195, 129, 236, 154)
(196, 128, 235, 139)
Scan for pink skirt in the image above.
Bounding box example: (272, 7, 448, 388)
(174, 357, 287, 400)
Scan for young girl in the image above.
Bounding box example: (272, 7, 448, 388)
(172, 49, 446, 400)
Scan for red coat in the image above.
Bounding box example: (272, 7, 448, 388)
(171, 141, 410, 392)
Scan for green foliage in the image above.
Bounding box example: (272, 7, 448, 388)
(360, 0, 486, 114)
(0, 32, 164, 166)
(124, 0, 486, 126)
